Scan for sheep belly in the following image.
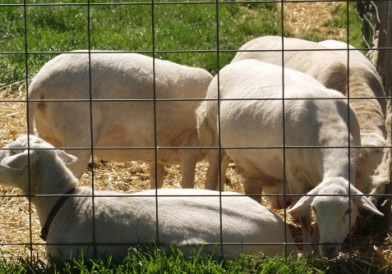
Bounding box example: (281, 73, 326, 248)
(233, 152, 284, 181)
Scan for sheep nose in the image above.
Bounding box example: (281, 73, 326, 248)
(320, 244, 340, 258)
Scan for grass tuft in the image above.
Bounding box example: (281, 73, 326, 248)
(1, 246, 391, 273)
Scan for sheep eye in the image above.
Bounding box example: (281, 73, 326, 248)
(345, 208, 352, 215)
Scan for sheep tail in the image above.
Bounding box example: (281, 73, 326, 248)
(26, 78, 41, 135)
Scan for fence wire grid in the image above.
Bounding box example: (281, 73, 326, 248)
(0, 0, 391, 265)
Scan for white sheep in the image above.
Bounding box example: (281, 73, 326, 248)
(369, 108, 392, 202)
(318, 40, 378, 75)
(197, 59, 383, 258)
(28, 51, 213, 189)
(232, 36, 388, 199)
(0, 135, 295, 262)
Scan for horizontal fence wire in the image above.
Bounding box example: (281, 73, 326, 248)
(0, 0, 391, 7)
(0, 242, 345, 247)
(2, 97, 392, 102)
(0, 242, 387, 246)
(0, 145, 391, 150)
(2, 48, 392, 55)
(0, 0, 391, 265)
(0, 193, 390, 198)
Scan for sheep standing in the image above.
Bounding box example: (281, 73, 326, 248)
(197, 60, 383, 258)
(232, 36, 388, 198)
(0, 135, 295, 262)
(318, 40, 378, 75)
(28, 52, 213, 189)
(318, 40, 391, 201)
(369, 108, 392, 201)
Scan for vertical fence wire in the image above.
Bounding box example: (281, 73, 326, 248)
(346, 0, 353, 262)
(151, 0, 160, 247)
(381, 0, 392, 235)
(22, 0, 33, 263)
(215, 0, 224, 258)
(280, 0, 288, 260)
(87, 0, 98, 258)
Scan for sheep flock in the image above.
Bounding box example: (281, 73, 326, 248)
(0, 35, 391, 264)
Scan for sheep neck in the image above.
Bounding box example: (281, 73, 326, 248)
(346, 65, 386, 140)
(40, 187, 77, 241)
(30, 161, 79, 229)
(320, 148, 355, 183)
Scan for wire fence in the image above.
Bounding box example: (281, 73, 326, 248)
(0, 0, 391, 265)
(358, 0, 392, 93)
(357, 0, 392, 232)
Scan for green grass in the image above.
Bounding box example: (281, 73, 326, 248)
(299, 3, 362, 48)
(0, 1, 364, 88)
(0, 2, 282, 86)
(325, 2, 363, 49)
(0, 246, 391, 274)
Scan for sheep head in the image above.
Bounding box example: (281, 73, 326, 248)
(356, 132, 387, 198)
(288, 177, 383, 258)
(0, 135, 77, 194)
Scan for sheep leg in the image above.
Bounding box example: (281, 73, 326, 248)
(205, 150, 228, 191)
(308, 223, 321, 256)
(149, 163, 165, 189)
(265, 182, 292, 209)
(217, 155, 229, 192)
(61, 135, 98, 179)
(311, 223, 320, 246)
(179, 150, 198, 189)
(243, 181, 263, 203)
(65, 149, 92, 179)
(205, 150, 219, 190)
(296, 207, 312, 252)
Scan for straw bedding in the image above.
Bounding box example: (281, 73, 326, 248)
(0, 91, 305, 260)
(1, 93, 389, 264)
(0, 2, 389, 262)
(283, 2, 346, 40)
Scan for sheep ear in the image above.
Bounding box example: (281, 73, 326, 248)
(56, 150, 78, 166)
(358, 148, 368, 160)
(1, 150, 33, 170)
(288, 185, 323, 214)
(351, 185, 384, 216)
(287, 195, 314, 214)
(355, 196, 384, 216)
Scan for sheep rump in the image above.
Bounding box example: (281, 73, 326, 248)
(28, 52, 213, 189)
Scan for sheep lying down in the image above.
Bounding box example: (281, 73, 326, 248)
(0, 135, 295, 262)
(197, 59, 383, 258)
